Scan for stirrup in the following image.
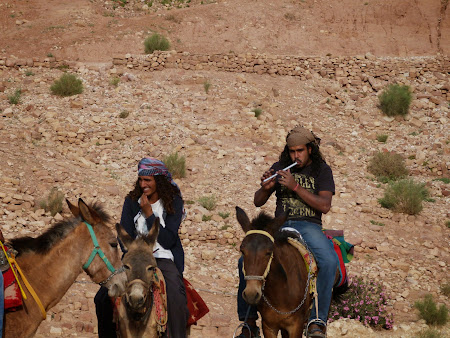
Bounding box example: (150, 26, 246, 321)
(233, 323, 261, 338)
(306, 319, 327, 338)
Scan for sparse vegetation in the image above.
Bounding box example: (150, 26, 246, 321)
(185, 200, 195, 205)
(376, 134, 388, 143)
(367, 151, 409, 182)
(446, 220, 450, 228)
(38, 187, 64, 216)
(8, 89, 22, 105)
(203, 80, 211, 94)
(25, 70, 34, 76)
(252, 107, 262, 118)
(163, 152, 186, 179)
(433, 177, 450, 184)
(119, 110, 129, 118)
(414, 294, 448, 326)
(415, 328, 443, 338)
(441, 282, 450, 297)
(47, 53, 54, 57)
(378, 83, 412, 116)
(110, 76, 120, 87)
(218, 211, 230, 219)
(198, 195, 216, 211)
(202, 215, 212, 222)
(378, 179, 429, 215)
(50, 73, 83, 97)
(284, 13, 296, 20)
(370, 220, 385, 226)
(144, 33, 170, 54)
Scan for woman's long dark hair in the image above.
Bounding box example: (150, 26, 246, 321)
(127, 176, 181, 214)
(279, 141, 325, 177)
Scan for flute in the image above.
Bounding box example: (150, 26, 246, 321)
(262, 162, 297, 182)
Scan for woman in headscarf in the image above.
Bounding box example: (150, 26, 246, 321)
(95, 157, 188, 338)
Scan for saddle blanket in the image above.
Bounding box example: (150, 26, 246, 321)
(284, 228, 354, 288)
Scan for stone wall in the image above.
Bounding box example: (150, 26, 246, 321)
(1, 51, 448, 99)
(111, 51, 449, 96)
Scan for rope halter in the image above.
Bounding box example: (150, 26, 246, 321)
(82, 221, 124, 286)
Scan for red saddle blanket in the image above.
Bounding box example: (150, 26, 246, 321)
(3, 267, 23, 311)
(183, 278, 209, 326)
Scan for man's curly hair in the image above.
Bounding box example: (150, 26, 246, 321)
(127, 176, 181, 214)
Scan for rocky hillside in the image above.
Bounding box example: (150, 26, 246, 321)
(0, 0, 449, 337)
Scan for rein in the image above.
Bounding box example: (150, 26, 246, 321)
(82, 221, 124, 285)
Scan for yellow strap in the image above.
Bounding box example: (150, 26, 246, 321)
(245, 230, 274, 243)
(0, 241, 47, 320)
(0, 241, 26, 299)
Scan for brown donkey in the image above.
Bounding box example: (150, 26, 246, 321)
(237, 207, 314, 338)
(114, 219, 168, 338)
(3, 199, 125, 338)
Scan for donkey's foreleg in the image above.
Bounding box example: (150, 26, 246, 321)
(262, 321, 279, 338)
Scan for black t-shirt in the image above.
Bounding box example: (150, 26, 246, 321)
(272, 160, 335, 225)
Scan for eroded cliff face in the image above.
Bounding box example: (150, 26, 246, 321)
(0, 0, 447, 62)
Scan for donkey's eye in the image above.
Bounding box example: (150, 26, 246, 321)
(110, 242, 118, 248)
(147, 266, 155, 272)
(124, 264, 130, 270)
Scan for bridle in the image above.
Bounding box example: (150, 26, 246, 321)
(82, 221, 125, 286)
(242, 229, 313, 315)
(242, 230, 274, 282)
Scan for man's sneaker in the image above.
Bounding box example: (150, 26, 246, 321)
(235, 324, 261, 338)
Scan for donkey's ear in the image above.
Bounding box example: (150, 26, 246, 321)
(236, 206, 251, 233)
(269, 211, 288, 234)
(115, 223, 133, 252)
(78, 198, 101, 225)
(66, 199, 80, 218)
(144, 217, 160, 246)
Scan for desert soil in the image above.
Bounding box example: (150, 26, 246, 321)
(0, 0, 449, 337)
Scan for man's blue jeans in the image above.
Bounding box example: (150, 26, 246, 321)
(237, 220, 338, 324)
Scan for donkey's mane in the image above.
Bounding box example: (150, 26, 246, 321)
(9, 202, 110, 256)
(251, 212, 275, 230)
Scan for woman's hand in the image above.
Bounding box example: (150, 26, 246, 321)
(140, 194, 153, 218)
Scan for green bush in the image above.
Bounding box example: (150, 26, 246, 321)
(378, 84, 412, 116)
(218, 211, 230, 219)
(50, 73, 83, 97)
(144, 33, 170, 54)
(203, 80, 211, 94)
(38, 187, 64, 216)
(198, 195, 216, 211)
(414, 294, 448, 326)
(252, 107, 262, 118)
(441, 282, 450, 297)
(163, 152, 186, 178)
(8, 89, 22, 105)
(378, 179, 429, 215)
(376, 134, 388, 143)
(202, 215, 212, 222)
(367, 151, 409, 182)
(110, 76, 120, 87)
(329, 275, 393, 329)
